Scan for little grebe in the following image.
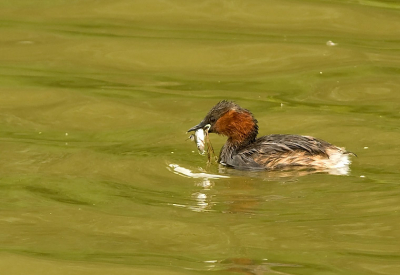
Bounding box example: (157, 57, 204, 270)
(188, 100, 354, 171)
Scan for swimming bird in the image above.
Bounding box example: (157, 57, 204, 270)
(188, 100, 354, 171)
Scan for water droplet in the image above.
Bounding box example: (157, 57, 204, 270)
(326, 40, 337, 46)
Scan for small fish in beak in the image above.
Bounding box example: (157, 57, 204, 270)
(189, 128, 206, 155)
(187, 124, 211, 155)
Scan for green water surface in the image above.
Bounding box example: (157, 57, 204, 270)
(0, 1, 400, 274)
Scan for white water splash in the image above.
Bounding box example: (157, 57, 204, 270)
(168, 163, 229, 179)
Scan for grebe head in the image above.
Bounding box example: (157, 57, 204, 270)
(188, 100, 258, 145)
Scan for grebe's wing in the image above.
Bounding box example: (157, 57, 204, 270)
(240, 134, 333, 157)
(232, 134, 341, 169)
(228, 135, 352, 170)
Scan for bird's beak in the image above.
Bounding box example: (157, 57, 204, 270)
(187, 120, 207, 132)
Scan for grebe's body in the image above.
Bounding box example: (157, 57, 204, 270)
(188, 101, 353, 171)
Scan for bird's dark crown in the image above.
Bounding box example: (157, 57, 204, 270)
(202, 101, 259, 146)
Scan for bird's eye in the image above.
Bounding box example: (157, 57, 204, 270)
(210, 117, 216, 123)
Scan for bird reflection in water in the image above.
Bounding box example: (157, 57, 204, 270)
(168, 161, 350, 214)
(204, 258, 302, 275)
(168, 163, 226, 212)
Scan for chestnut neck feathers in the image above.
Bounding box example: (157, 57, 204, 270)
(211, 101, 258, 147)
